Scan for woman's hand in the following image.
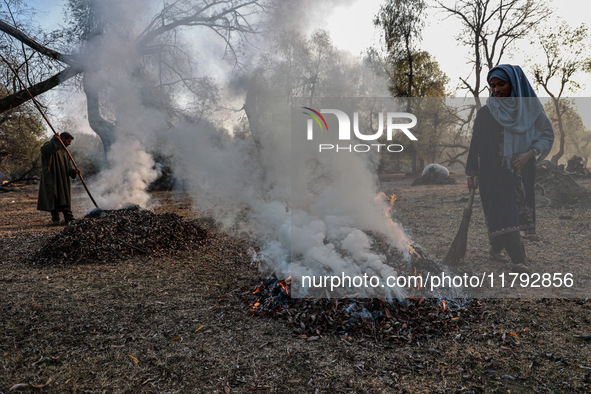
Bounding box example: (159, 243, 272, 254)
(512, 151, 534, 170)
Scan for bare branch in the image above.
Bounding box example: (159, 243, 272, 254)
(0, 19, 76, 65)
(0, 65, 81, 112)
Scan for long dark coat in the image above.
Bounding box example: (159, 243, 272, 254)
(466, 105, 543, 238)
(37, 138, 76, 211)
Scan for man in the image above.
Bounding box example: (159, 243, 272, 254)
(37, 132, 80, 225)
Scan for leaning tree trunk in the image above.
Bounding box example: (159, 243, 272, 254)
(0, 67, 81, 113)
(83, 73, 116, 153)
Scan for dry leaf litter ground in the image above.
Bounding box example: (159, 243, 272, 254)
(1, 175, 591, 392)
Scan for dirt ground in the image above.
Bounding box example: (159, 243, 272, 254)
(2, 175, 591, 393)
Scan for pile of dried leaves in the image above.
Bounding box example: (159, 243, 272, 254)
(536, 160, 591, 206)
(28, 206, 208, 265)
(247, 241, 483, 343)
(247, 276, 482, 343)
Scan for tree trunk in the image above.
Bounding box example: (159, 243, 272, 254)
(83, 74, 116, 152)
(550, 98, 566, 164)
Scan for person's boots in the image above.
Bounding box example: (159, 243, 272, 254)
(489, 236, 510, 263)
(502, 231, 532, 274)
(61, 206, 75, 225)
(50, 209, 61, 226)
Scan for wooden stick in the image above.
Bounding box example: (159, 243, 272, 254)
(0, 54, 99, 208)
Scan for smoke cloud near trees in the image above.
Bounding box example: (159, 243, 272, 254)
(59, 0, 409, 297)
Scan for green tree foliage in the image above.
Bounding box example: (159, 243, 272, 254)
(381, 52, 456, 171)
(374, 0, 431, 174)
(0, 86, 45, 181)
(374, 0, 426, 99)
(371, 1, 454, 173)
(388, 51, 449, 98)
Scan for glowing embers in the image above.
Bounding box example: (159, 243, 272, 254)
(245, 191, 478, 340)
(246, 280, 482, 343)
(250, 276, 291, 314)
(277, 277, 291, 294)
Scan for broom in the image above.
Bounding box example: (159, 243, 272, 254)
(442, 176, 477, 266)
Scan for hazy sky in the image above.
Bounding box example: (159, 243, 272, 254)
(326, 0, 591, 97)
(29, 0, 591, 98)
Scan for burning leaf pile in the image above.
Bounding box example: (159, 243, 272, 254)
(248, 275, 482, 343)
(247, 243, 483, 343)
(29, 206, 209, 265)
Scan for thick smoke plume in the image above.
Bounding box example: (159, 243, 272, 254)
(75, 0, 409, 299)
(78, 0, 166, 209)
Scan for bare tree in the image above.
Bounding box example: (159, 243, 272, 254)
(0, 0, 77, 113)
(531, 21, 591, 164)
(241, 29, 374, 156)
(0, 0, 265, 151)
(436, 0, 549, 107)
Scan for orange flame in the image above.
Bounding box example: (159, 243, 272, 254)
(376, 193, 397, 225)
(251, 302, 261, 311)
(387, 194, 397, 208)
(441, 301, 447, 311)
(277, 276, 291, 295)
(253, 285, 263, 294)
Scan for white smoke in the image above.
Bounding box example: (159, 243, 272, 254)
(73, 0, 409, 299)
(93, 138, 159, 209)
(168, 93, 409, 299)
(79, 0, 167, 209)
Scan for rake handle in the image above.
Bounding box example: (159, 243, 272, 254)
(466, 176, 477, 210)
(0, 54, 99, 208)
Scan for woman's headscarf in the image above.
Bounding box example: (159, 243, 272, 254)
(486, 64, 554, 167)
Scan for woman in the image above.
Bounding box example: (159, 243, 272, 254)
(465, 65, 554, 270)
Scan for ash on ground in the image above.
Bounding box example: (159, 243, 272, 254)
(28, 206, 209, 265)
